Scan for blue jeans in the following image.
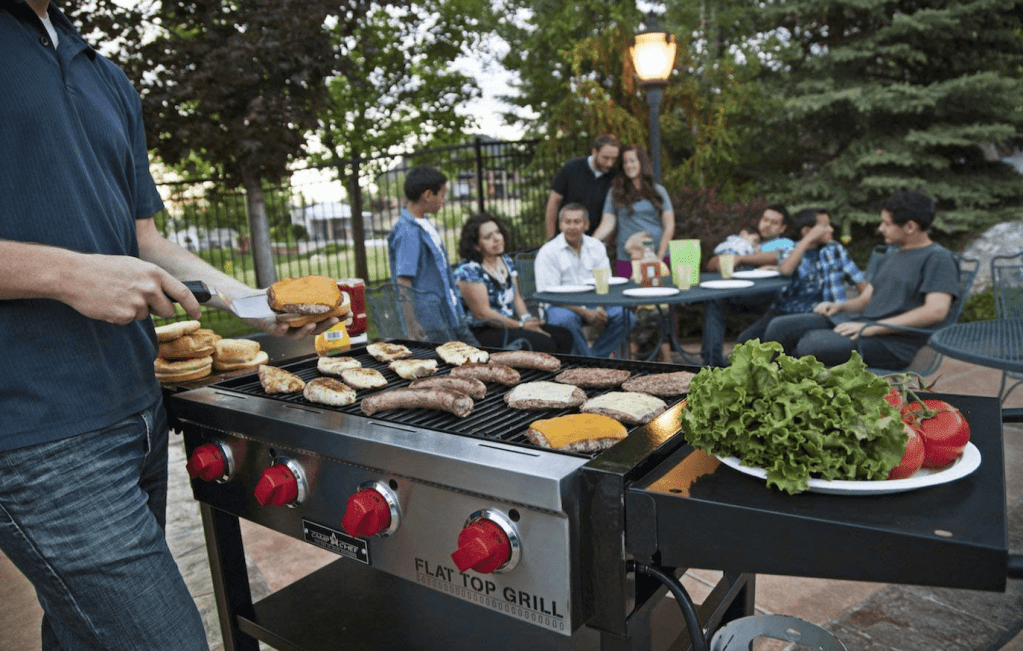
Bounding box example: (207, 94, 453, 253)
(763, 313, 921, 369)
(545, 305, 633, 357)
(0, 400, 209, 651)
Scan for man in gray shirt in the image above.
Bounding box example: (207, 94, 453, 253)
(763, 190, 960, 369)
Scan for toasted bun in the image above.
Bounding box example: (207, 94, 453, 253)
(158, 331, 218, 359)
(214, 338, 262, 363)
(154, 355, 213, 383)
(155, 320, 201, 342)
(367, 342, 413, 362)
(280, 292, 351, 327)
(525, 414, 628, 452)
(317, 356, 362, 375)
(268, 276, 343, 315)
(213, 350, 269, 371)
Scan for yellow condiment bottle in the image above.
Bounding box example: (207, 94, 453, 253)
(315, 321, 351, 356)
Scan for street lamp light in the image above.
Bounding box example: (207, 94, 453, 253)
(629, 12, 677, 182)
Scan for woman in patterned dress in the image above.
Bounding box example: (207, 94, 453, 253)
(454, 214, 573, 353)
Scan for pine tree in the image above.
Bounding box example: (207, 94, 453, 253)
(754, 0, 1023, 232)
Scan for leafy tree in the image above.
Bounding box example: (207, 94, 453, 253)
(65, 0, 359, 286)
(314, 0, 487, 280)
(752, 0, 1023, 233)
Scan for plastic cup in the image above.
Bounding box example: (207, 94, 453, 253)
(719, 254, 736, 279)
(593, 267, 611, 295)
(674, 263, 691, 290)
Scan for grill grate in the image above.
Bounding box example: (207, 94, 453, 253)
(207, 341, 695, 456)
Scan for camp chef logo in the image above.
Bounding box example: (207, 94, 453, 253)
(413, 557, 566, 633)
(303, 520, 369, 564)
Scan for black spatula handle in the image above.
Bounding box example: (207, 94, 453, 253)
(182, 280, 212, 303)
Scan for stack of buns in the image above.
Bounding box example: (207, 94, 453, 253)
(154, 320, 219, 383)
(268, 275, 352, 327)
(154, 320, 267, 383)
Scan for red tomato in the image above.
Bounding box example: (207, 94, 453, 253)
(903, 399, 970, 468)
(884, 387, 903, 411)
(888, 423, 925, 479)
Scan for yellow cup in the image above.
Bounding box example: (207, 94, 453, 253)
(674, 263, 691, 290)
(593, 267, 611, 295)
(719, 254, 736, 279)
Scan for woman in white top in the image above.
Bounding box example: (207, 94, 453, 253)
(592, 145, 675, 277)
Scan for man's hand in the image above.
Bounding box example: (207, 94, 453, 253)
(814, 301, 841, 317)
(832, 320, 882, 340)
(582, 307, 608, 327)
(59, 254, 201, 323)
(522, 318, 547, 333)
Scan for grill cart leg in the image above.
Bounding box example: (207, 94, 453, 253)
(200, 504, 260, 651)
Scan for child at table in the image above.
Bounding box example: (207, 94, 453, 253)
(713, 228, 762, 257)
(625, 231, 672, 362)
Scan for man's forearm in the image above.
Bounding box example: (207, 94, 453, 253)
(737, 251, 778, 267)
(0, 240, 77, 301)
(545, 191, 562, 239)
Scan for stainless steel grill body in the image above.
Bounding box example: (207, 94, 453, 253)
(170, 345, 686, 636)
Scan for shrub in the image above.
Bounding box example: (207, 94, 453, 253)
(670, 185, 767, 268)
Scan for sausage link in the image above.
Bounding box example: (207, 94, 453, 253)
(360, 388, 474, 417)
(409, 376, 487, 400)
(450, 363, 521, 386)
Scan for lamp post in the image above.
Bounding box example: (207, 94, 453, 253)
(629, 12, 677, 182)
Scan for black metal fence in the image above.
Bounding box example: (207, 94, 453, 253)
(155, 136, 567, 328)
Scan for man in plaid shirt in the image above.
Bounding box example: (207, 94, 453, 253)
(735, 208, 868, 347)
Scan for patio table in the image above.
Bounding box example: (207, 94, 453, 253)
(930, 318, 1023, 375)
(532, 272, 790, 362)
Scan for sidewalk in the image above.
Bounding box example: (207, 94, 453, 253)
(1, 355, 1021, 651)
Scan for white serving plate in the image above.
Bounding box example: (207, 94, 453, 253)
(700, 279, 756, 290)
(733, 269, 781, 279)
(542, 284, 594, 293)
(716, 442, 981, 496)
(623, 287, 681, 298)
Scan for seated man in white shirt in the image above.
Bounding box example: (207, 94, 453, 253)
(534, 203, 632, 357)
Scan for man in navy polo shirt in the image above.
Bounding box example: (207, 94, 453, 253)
(544, 133, 621, 239)
(0, 2, 334, 649)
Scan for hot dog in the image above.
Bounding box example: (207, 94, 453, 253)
(487, 351, 561, 372)
(360, 388, 474, 417)
(408, 376, 487, 400)
(450, 363, 521, 386)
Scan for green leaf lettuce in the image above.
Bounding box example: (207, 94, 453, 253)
(680, 341, 907, 494)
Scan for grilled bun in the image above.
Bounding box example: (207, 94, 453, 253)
(213, 350, 269, 371)
(213, 339, 262, 363)
(158, 329, 220, 359)
(154, 355, 213, 383)
(154, 320, 201, 342)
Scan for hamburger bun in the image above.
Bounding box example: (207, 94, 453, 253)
(213, 350, 269, 371)
(214, 338, 262, 363)
(158, 330, 219, 359)
(154, 355, 213, 383)
(154, 320, 201, 342)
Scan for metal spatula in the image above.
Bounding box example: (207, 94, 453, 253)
(182, 280, 276, 319)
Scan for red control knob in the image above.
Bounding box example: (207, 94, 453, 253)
(451, 519, 511, 574)
(342, 488, 392, 537)
(254, 464, 299, 507)
(186, 444, 226, 481)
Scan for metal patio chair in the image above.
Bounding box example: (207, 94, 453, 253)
(992, 252, 1023, 403)
(858, 246, 980, 376)
(512, 248, 542, 319)
(365, 282, 530, 350)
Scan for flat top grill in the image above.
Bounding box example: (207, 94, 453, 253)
(205, 341, 694, 457)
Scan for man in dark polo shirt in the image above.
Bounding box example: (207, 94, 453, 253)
(0, 2, 335, 649)
(544, 133, 621, 238)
